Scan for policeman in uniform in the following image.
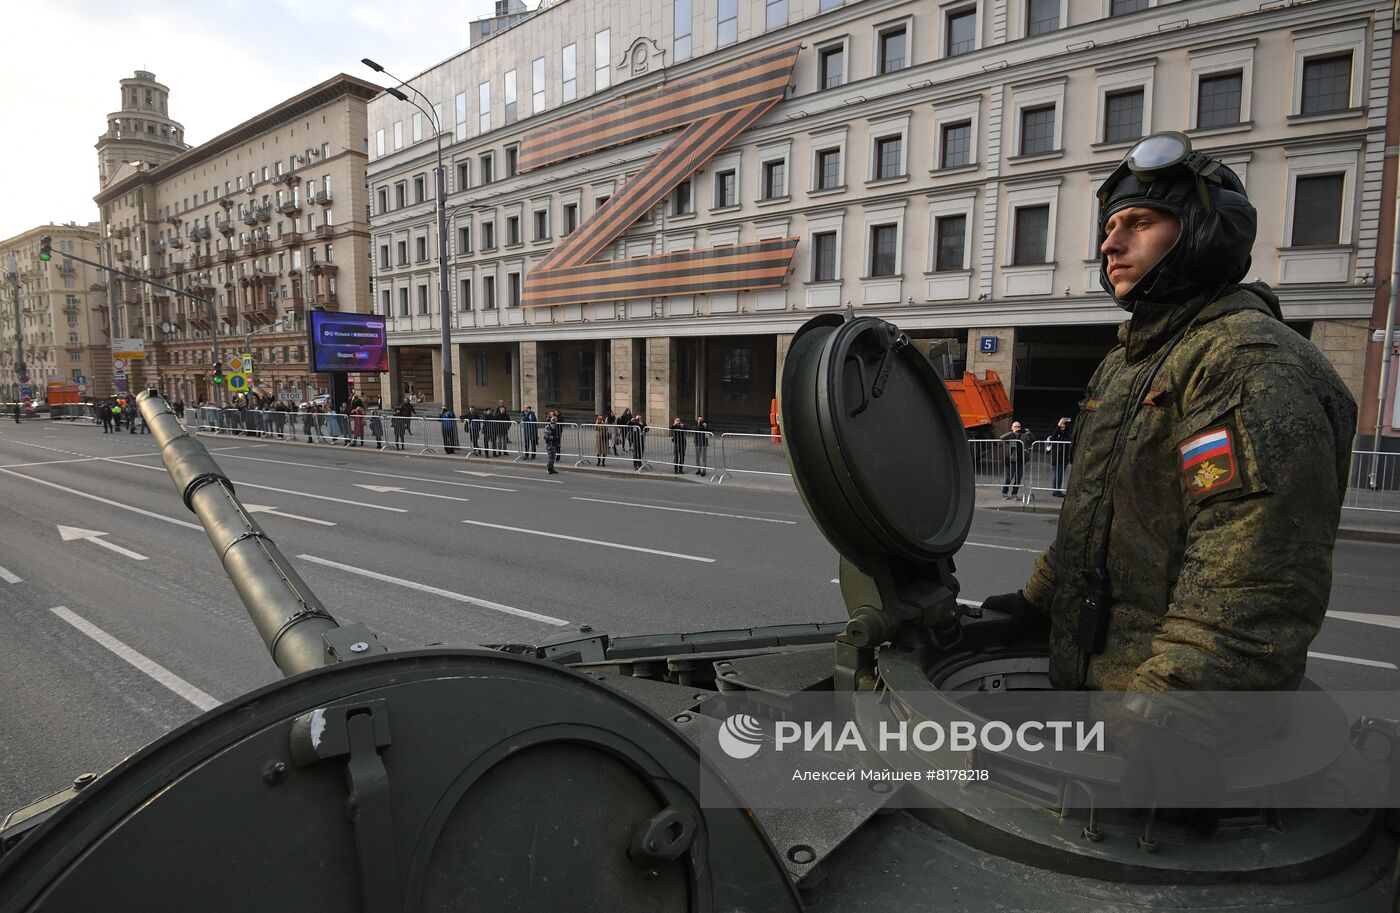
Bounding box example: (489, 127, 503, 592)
(982, 133, 1357, 808)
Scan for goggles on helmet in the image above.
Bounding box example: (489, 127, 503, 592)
(1096, 131, 1226, 214)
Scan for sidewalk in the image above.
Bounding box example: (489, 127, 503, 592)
(977, 486, 1400, 544)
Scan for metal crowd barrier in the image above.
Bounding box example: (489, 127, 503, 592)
(713, 432, 787, 484)
(1346, 451, 1400, 513)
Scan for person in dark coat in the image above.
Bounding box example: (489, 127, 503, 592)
(693, 416, 710, 477)
(521, 406, 539, 460)
(1046, 417, 1072, 497)
(369, 409, 385, 450)
(670, 417, 688, 473)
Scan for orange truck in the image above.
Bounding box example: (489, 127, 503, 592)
(45, 382, 84, 406)
(943, 370, 1013, 437)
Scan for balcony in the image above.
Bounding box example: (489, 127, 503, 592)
(285, 295, 306, 318)
(218, 250, 234, 263)
(193, 253, 213, 269)
(313, 189, 333, 205)
(276, 198, 302, 216)
(191, 224, 212, 241)
(114, 226, 131, 239)
(280, 231, 302, 247)
(242, 206, 271, 225)
(167, 214, 182, 226)
(312, 290, 339, 308)
(115, 250, 132, 262)
(150, 266, 169, 280)
(219, 197, 234, 210)
(153, 239, 166, 253)
(63, 302, 79, 313)
(59, 260, 76, 274)
(169, 236, 184, 249)
(121, 289, 141, 306)
(314, 225, 333, 240)
(216, 215, 234, 234)
(248, 237, 272, 255)
(221, 304, 239, 325)
(89, 281, 108, 292)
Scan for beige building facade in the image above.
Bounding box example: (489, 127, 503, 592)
(0, 225, 110, 401)
(367, 0, 1394, 436)
(94, 74, 381, 406)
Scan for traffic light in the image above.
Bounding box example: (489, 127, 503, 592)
(211, 364, 225, 386)
(38, 236, 51, 262)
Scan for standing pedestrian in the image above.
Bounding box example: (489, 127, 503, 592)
(99, 400, 113, 433)
(369, 408, 385, 450)
(493, 404, 510, 456)
(693, 416, 710, 477)
(1000, 421, 1032, 499)
(302, 403, 316, 443)
(670, 417, 688, 473)
(605, 409, 619, 454)
(1046, 417, 1072, 497)
(440, 405, 459, 454)
(544, 409, 562, 474)
(616, 408, 631, 457)
(630, 412, 647, 470)
(465, 406, 482, 453)
(521, 405, 539, 460)
(351, 403, 366, 447)
(594, 415, 610, 467)
(393, 397, 415, 450)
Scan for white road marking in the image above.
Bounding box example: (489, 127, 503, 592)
(296, 554, 567, 626)
(0, 564, 22, 584)
(244, 504, 336, 527)
(50, 606, 220, 711)
(57, 525, 148, 560)
(0, 469, 202, 530)
(354, 484, 470, 503)
(217, 452, 515, 492)
(461, 520, 716, 563)
(1326, 610, 1400, 631)
(1307, 651, 1397, 671)
(570, 496, 797, 524)
(110, 461, 410, 513)
(963, 541, 1043, 554)
(457, 469, 563, 484)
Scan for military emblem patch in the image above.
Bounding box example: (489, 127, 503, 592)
(1179, 427, 1237, 496)
(1084, 396, 1103, 412)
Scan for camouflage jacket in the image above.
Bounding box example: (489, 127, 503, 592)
(1023, 284, 1356, 696)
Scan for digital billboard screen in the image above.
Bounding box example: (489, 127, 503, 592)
(308, 311, 389, 373)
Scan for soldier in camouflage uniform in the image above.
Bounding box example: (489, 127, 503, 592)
(982, 133, 1356, 808)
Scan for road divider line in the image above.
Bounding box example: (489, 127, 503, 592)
(50, 606, 220, 711)
(963, 541, 1043, 554)
(0, 468, 202, 530)
(1326, 610, 1400, 631)
(461, 520, 716, 563)
(570, 496, 796, 524)
(233, 480, 409, 512)
(217, 452, 515, 492)
(0, 564, 22, 584)
(457, 470, 563, 484)
(296, 554, 568, 626)
(1307, 650, 1397, 670)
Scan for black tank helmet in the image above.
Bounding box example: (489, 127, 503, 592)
(1097, 131, 1256, 309)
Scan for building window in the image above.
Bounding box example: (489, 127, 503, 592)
(507, 272, 522, 308)
(534, 209, 550, 240)
(414, 174, 426, 203)
(482, 221, 496, 250)
(540, 352, 561, 399)
(532, 57, 547, 113)
(718, 0, 737, 46)
(870, 224, 898, 276)
(1197, 72, 1242, 129)
(458, 225, 472, 253)
(460, 278, 473, 311)
(819, 44, 845, 90)
(455, 92, 468, 141)
(941, 122, 971, 168)
(412, 111, 423, 143)
(673, 180, 694, 215)
(480, 153, 495, 184)
(506, 216, 521, 246)
(483, 275, 497, 309)
(1026, 0, 1058, 36)
(934, 214, 966, 271)
(377, 187, 389, 213)
(563, 203, 579, 234)
(562, 44, 577, 102)
(379, 244, 389, 268)
(715, 170, 737, 208)
(1110, 0, 1147, 14)
(398, 287, 409, 316)
(815, 149, 841, 190)
(416, 236, 428, 262)
(878, 26, 907, 74)
(1103, 88, 1144, 143)
(812, 231, 837, 281)
(1291, 174, 1344, 245)
(674, 0, 693, 61)
(595, 30, 611, 91)
(1301, 54, 1352, 115)
(503, 69, 518, 124)
(765, 0, 787, 31)
(1012, 205, 1050, 264)
(506, 146, 519, 177)
(456, 161, 471, 192)
(475, 351, 489, 386)
(380, 289, 391, 314)
(396, 240, 408, 265)
(761, 160, 786, 199)
(1020, 105, 1056, 155)
(395, 182, 406, 208)
(720, 347, 751, 400)
(946, 8, 976, 57)
(393, 121, 403, 150)
(417, 285, 429, 314)
(874, 136, 903, 180)
(478, 81, 492, 134)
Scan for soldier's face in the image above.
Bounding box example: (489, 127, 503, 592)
(1101, 207, 1181, 298)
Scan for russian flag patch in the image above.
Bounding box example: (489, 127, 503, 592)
(1179, 426, 1237, 496)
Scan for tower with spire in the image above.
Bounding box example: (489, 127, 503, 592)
(95, 71, 188, 189)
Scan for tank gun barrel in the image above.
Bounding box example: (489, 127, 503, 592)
(136, 389, 350, 676)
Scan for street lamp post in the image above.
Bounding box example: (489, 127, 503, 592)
(5, 254, 25, 404)
(362, 58, 454, 415)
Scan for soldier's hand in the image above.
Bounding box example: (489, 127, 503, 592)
(1120, 723, 1224, 833)
(980, 591, 1048, 647)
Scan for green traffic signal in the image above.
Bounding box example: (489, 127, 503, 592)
(39, 236, 51, 262)
(211, 365, 225, 385)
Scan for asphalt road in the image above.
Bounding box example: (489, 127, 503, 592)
(1, 417, 1397, 815)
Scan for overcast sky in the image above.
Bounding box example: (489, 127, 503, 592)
(0, 0, 503, 243)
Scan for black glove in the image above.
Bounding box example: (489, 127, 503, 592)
(981, 591, 1048, 647)
(1119, 722, 1224, 833)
